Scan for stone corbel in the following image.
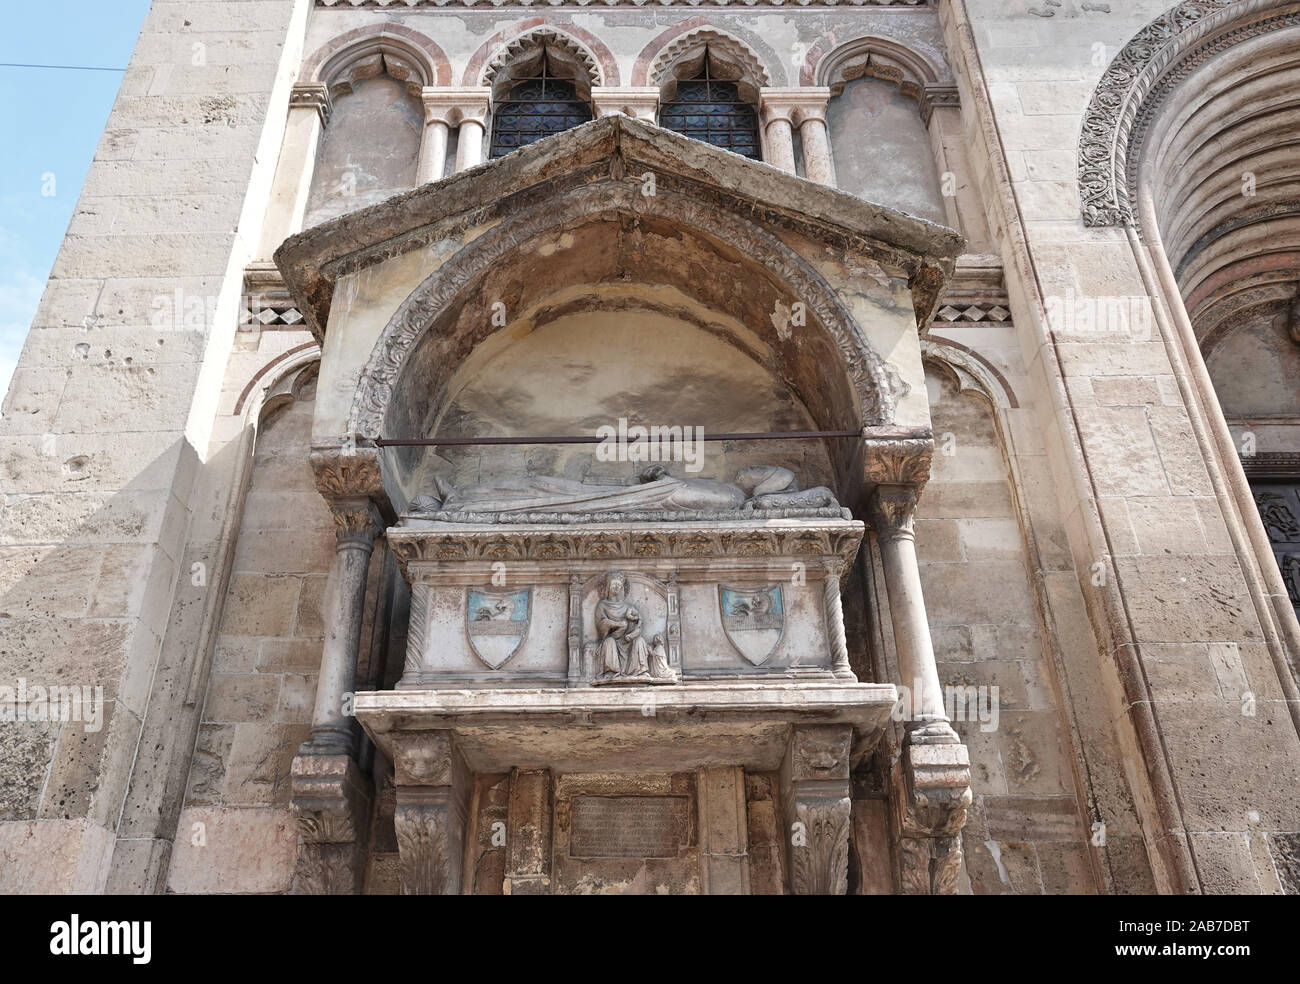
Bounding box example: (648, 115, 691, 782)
(919, 83, 959, 127)
(392, 731, 471, 895)
(781, 725, 853, 894)
(892, 741, 972, 895)
(591, 86, 659, 123)
(289, 752, 373, 894)
(289, 81, 332, 127)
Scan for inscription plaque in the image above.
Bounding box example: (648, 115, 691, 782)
(569, 796, 685, 859)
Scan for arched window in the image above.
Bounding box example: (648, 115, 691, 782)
(489, 51, 593, 160)
(658, 52, 760, 160)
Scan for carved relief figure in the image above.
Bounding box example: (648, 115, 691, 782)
(409, 464, 840, 518)
(589, 573, 678, 684)
(595, 574, 652, 678)
(1254, 489, 1300, 542)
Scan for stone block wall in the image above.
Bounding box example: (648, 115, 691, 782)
(0, 0, 307, 893)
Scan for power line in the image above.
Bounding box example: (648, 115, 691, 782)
(0, 62, 125, 72)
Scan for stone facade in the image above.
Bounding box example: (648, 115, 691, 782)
(2, 0, 1299, 894)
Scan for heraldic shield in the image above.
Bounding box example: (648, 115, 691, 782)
(719, 585, 785, 666)
(466, 587, 531, 669)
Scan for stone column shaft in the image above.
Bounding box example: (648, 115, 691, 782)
(417, 119, 450, 185)
(309, 497, 382, 754)
(870, 486, 950, 740)
(420, 88, 491, 176)
(798, 114, 834, 186)
(456, 119, 486, 171)
(759, 88, 832, 180)
(761, 113, 796, 173)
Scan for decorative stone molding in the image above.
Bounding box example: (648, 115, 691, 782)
(1077, 0, 1299, 227)
(241, 262, 307, 330)
(290, 753, 373, 895)
(289, 82, 332, 125)
(922, 337, 1019, 411)
(388, 520, 866, 571)
(340, 177, 909, 440)
(303, 22, 454, 91)
(1240, 452, 1300, 479)
(648, 27, 771, 90)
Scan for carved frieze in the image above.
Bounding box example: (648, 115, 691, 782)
(389, 521, 865, 571)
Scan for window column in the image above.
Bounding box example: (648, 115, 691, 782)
(759, 88, 833, 184)
(417, 88, 490, 178)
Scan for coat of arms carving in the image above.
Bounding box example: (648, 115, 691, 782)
(466, 587, 531, 669)
(719, 585, 785, 666)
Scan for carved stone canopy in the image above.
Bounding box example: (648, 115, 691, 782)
(275, 116, 962, 479)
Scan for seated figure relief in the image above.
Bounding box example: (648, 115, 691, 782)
(408, 464, 840, 519)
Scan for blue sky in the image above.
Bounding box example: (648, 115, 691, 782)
(0, 0, 151, 394)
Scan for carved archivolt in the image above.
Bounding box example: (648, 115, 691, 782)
(480, 26, 605, 92)
(345, 182, 896, 442)
(647, 28, 772, 92)
(1078, 0, 1300, 227)
(305, 24, 454, 96)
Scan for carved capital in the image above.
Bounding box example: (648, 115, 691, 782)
(289, 752, 372, 895)
(290, 82, 332, 126)
(759, 87, 831, 127)
(421, 87, 490, 127)
(862, 427, 934, 488)
(591, 86, 659, 122)
(867, 485, 919, 539)
(329, 497, 385, 548)
(310, 442, 391, 538)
